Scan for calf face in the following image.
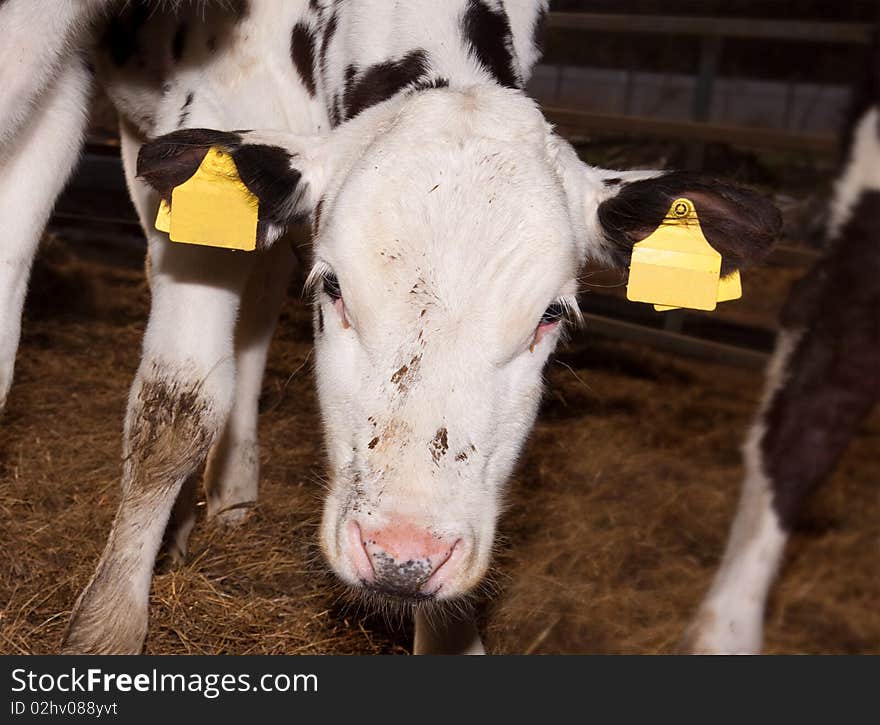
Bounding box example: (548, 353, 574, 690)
(140, 85, 781, 604)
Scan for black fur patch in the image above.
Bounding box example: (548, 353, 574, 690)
(172, 22, 188, 62)
(101, 2, 151, 67)
(343, 50, 429, 120)
(762, 190, 880, 528)
(596, 171, 782, 275)
(291, 22, 317, 96)
(177, 92, 194, 128)
(136, 128, 243, 201)
(461, 0, 521, 89)
(231, 144, 305, 225)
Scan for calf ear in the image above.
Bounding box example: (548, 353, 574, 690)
(137, 128, 329, 245)
(595, 171, 783, 276)
(548, 135, 782, 275)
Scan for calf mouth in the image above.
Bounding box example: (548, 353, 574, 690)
(360, 582, 439, 605)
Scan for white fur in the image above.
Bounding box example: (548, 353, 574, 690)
(827, 108, 880, 242)
(0, 0, 105, 148)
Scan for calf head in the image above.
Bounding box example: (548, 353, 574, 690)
(139, 86, 781, 605)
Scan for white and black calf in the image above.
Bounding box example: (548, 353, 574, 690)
(0, 0, 781, 654)
(683, 40, 880, 654)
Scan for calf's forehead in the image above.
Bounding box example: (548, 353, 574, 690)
(317, 135, 578, 330)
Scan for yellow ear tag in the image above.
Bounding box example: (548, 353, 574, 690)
(654, 270, 742, 312)
(626, 198, 723, 312)
(155, 199, 172, 233)
(155, 147, 258, 252)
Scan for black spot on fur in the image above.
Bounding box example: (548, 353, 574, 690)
(603, 177, 622, 187)
(461, 0, 521, 89)
(316, 305, 324, 334)
(343, 50, 429, 121)
(172, 22, 188, 62)
(177, 92, 195, 128)
(596, 172, 781, 275)
(207, 35, 218, 53)
(291, 22, 317, 96)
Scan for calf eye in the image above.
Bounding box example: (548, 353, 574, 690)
(323, 271, 342, 301)
(539, 302, 566, 327)
(530, 301, 567, 351)
(320, 270, 350, 329)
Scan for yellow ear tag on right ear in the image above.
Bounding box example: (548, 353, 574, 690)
(159, 147, 259, 252)
(626, 198, 722, 311)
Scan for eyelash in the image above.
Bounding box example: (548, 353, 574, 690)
(322, 271, 342, 301)
(539, 302, 566, 326)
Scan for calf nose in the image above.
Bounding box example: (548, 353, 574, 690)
(346, 522, 459, 597)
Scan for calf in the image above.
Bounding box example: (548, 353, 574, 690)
(1, 0, 780, 654)
(682, 39, 880, 654)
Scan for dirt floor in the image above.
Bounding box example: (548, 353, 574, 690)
(1, 231, 878, 655)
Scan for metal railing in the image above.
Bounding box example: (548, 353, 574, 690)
(542, 12, 872, 161)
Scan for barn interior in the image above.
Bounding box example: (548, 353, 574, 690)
(1, 1, 878, 654)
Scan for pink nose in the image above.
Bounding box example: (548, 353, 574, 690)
(345, 521, 460, 597)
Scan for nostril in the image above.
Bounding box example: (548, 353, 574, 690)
(346, 521, 375, 583)
(422, 538, 463, 594)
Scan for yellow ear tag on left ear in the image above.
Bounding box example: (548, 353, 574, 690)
(654, 270, 742, 312)
(155, 147, 259, 251)
(155, 199, 172, 233)
(626, 197, 725, 312)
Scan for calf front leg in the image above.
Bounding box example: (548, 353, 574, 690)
(203, 237, 299, 529)
(63, 237, 255, 654)
(0, 56, 90, 412)
(414, 609, 485, 655)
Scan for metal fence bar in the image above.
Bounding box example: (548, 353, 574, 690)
(543, 106, 838, 154)
(546, 13, 872, 44)
(581, 313, 770, 369)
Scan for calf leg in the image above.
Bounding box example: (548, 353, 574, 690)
(683, 317, 879, 654)
(203, 237, 299, 529)
(63, 130, 256, 653)
(0, 56, 91, 412)
(0, 0, 104, 148)
(414, 610, 485, 655)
